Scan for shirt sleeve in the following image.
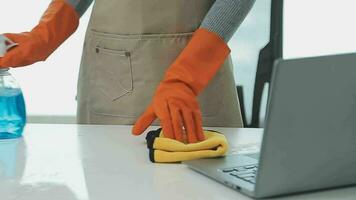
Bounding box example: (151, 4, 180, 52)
(200, 0, 256, 42)
(66, 0, 94, 17)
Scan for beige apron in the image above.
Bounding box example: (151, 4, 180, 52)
(76, 0, 243, 127)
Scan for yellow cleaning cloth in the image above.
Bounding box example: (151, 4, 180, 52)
(146, 128, 229, 163)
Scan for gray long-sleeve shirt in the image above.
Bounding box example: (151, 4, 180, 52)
(66, 0, 255, 42)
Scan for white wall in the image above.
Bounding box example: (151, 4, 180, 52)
(284, 0, 356, 59)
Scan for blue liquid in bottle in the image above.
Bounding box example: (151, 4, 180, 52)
(0, 69, 26, 139)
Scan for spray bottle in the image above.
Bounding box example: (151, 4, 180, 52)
(0, 35, 26, 139)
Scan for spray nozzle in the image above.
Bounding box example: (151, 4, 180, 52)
(0, 35, 18, 57)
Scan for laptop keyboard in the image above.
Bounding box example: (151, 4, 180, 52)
(221, 164, 258, 184)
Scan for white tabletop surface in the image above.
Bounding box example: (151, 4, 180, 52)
(0, 124, 355, 200)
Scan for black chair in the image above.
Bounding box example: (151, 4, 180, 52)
(237, 0, 284, 128)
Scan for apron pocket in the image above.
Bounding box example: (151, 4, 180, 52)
(88, 38, 134, 117)
(93, 46, 132, 100)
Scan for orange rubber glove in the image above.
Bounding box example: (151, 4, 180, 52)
(132, 28, 231, 143)
(0, 0, 79, 68)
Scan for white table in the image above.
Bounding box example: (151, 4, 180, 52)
(0, 124, 355, 200)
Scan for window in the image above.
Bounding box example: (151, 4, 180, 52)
(230, 0, 356, 126)
(229, 0, 271, 125)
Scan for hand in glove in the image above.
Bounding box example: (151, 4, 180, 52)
(132, 28, 230, 143)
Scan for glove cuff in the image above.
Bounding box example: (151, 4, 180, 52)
(32, 0, 80, 60)
(163, 28, 231, 95)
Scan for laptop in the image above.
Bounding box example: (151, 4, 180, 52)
(184, 53, 356, 198)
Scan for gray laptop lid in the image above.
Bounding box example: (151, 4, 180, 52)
(255, 53, 356, 198)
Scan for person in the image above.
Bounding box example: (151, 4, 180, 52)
(0, 0, 255, 143)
